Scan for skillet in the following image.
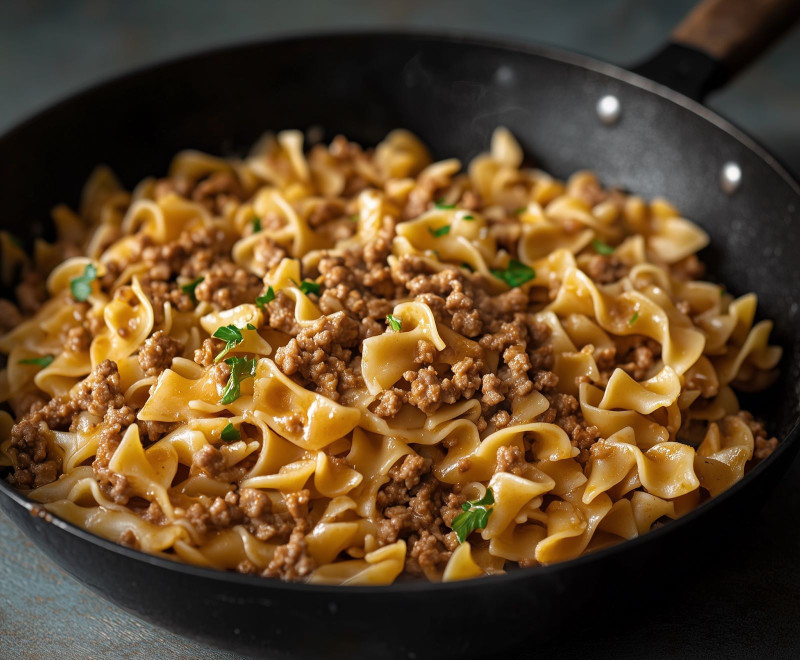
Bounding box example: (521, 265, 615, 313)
(1, 0, 799, 657)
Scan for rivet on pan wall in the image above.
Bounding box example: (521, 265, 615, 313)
(596, 95, 621, 125)
(721, 162, 742, 194)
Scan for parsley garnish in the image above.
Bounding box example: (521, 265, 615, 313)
(452, 488, 494, 544)
(213, 325, 244, 363)
(19, 355, 54, 369)
(252, 216, 261, 232)
(462, 214, 474, 220)
(386, 314, 402, 332)
(298, 280, 320, 296)
(70, 264, 97, 302)
(220, 356, 257, 404)
(628, 311, 639, 327)
(256, 286, 275, 308)
(461, 262, 474, 272)
(434, 198, 455, 210)
(491, 259, 535, 288)
(591, 239, 615, 255)
(246, 323, 256, 330)
(181, 277, 204, 305)
(221, 422, 241, 442)
(428, 225, 451, 238)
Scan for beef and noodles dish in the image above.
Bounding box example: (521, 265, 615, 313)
(0, 128, 780, 584)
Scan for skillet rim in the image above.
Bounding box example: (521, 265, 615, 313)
(0, 28, 798, 596)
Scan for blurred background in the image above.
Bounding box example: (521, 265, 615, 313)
(1, 1, 799, 658)
(1, 0, 799, 174)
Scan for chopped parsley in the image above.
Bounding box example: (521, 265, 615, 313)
(591, 239, 615, 255)
(428, 225, 451, 238)
(221, 422, 241, 442)
(491, 259, 535, 288)
(460, 262, 474, 272)
(628, 311, 639, 327)
(298, 280, 320, 296)
(386, 314, 402, 332)
(462, 214, 475, 221)
(252, 216, 261, 233)
(181, 276, 204, 305)
(434, 198, 455, 210)
(213, 325, 245, 363)
(452, 488, 494, 544)
(69, 264, 97, 302)
(246, 323, 256, 330)
(19, 355, 54, 369)
(256, 286, 275, 308)
(220, 356, 258, 405)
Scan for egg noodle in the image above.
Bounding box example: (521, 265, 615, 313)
(0, 128, 780, 584)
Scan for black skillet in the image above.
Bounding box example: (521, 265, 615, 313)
(1, 0, 799, 658)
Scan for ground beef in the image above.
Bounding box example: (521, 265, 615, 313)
(252, 236, 288, 273)
(138, 330, 184, 376)
(193, 337, 225, 368)
(262, 490, 315, 580)
(6, 359, 133, 490)
(192, 444, 227, 478)
(536, 392, 601, 463)
(583, 254, 630, 284)
(194, 261, 263, 310)
(93, 405, 136, 504)
(737, 411, 779, 461)
(64, 325, 92, 353)
(375, 455, 463, 573)
(273, 312, 362, 400)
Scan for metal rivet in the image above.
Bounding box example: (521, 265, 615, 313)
(495, 65, 514, 85)
(721, 161, 742, 194)
(597, 95, 621, 125)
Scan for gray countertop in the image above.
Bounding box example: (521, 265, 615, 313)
(1, 1, 798, 658)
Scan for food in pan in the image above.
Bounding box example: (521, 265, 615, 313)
(0, 128, 780, 584)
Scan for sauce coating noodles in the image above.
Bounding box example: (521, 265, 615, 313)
(0, 128, 780, 583)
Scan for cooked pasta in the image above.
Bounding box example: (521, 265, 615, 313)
(0, 127, 781, 584)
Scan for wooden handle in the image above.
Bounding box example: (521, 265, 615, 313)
(672, 0, 800, 74)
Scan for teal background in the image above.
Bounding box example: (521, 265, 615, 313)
(1, 1, 798, 658)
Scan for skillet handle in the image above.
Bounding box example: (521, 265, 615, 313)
(632, 0, 800, 101)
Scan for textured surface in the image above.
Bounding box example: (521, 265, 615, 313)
(0, 1, 798, 659)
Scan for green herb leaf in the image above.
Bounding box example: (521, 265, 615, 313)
(252, 216, 261, 233)
(591, 239, 615, 255)
(246, 323, 256, 330)
(19, 354, 54, 369)
(299, 280, 320, 296)
(491, 259, 535, 288)
(386, 314, 402, 332)
(428, 225, 451, 238)
(462, 214, 475, 221)
(451, 488, 495, 544)
(460, 262, 474, 272)
(221, 422, 241, 442)
(628, 311, 639, 327)
(69, 264, 98, 302)
(220, 356, 258, 405)
(181, 277, 204, 305)
(514, 207, 526, 215)
(256, 286, 275, 308)
(213, 325, 244, 363)
(434, 198, 455, 210)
